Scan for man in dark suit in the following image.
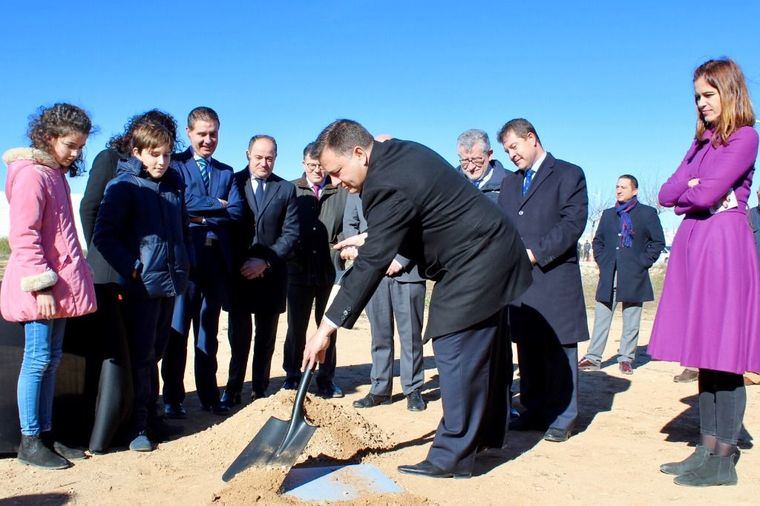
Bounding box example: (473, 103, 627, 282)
(455, 129, 510, 203)
(343, 191, 427, 412)
(579, 175, 664, 375)
(162, 107, 243, 418)
(497, 118, 589, 443)
(221, 135, 298, 407)
(282, 143, 347, 398)
(302, 119, 532, 479)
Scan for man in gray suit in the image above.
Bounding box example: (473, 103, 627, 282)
(343, 191, 427, 411)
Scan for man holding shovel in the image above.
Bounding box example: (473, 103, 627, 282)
(302, 119, 532, 479)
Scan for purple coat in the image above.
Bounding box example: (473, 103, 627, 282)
(648, 126, 760, 374)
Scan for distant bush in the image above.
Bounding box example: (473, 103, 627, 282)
(0, 237, 9, 256)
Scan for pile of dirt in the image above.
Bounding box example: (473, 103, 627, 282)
(213, 390, 409, 504)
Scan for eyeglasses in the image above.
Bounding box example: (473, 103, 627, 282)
(459, 157, 486, 168)
(304, 162, 321, 170)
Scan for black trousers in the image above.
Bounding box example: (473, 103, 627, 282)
(426, 312, 508, 474)
(515, 327, 578, 431)
(226, 309, 279, 395)
(123, 287, 173, 434)
(699, 369, 746, 445)
(162, 243, 227, 407)
(282, 283, 337, 388)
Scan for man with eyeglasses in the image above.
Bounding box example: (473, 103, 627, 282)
(456, 129, 509, 203)
(221, 135, 298, 408)
(281, 143, 347, 398)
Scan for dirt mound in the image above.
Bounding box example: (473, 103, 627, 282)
(213, 390, 413, 504)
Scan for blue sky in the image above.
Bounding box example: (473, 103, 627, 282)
(2, 0, 760, 237)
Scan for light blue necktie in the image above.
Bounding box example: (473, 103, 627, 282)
(197, 158, 210, 191)
(522, 169, 535, 196)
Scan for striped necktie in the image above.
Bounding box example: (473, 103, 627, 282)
(197, 158, 210, 191)
(522, 169, 535, 196)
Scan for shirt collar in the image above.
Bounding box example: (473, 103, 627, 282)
(528, 151, 547, 173)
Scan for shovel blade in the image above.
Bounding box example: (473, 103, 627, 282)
(222, 415, 317, 482)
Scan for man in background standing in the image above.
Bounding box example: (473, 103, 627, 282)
(578, 175, 664, 375)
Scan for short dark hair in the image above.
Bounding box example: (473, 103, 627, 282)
(303, 142, 318, 159)
(247, 134, 278, 155)
(187, 106, 220, 129)
(108, 109, 180, 155)
(314, 119, 374, 157)
(497, 118, 541, 145)
(618, 174, 639, 189)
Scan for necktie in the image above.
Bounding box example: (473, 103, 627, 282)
(522, 169, 535, 196)
(313, 184, 321, 200)
(197, 158, 210, 191)
(254, 178, 265, 208)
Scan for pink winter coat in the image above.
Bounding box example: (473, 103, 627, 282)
(1, 148, 96, 322)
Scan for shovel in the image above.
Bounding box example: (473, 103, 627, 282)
(222, 366, 316, 481)
(221, 267, 352, 482)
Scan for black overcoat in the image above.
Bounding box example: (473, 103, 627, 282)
(498, 153, 589, 344)
(325, 139, 533, 339)
(593, 203, 665, 303)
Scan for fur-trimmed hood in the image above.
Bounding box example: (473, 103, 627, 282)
(2, 147, 60, 169)
(3, 147, 62, 201)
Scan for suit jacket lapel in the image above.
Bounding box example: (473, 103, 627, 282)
(243, 174, 257, 214)
(520, 153, 555, 208)
(259, 179, 279, 215)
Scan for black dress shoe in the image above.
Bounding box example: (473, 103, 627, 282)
(543, 427, 571, 442)
(406, 389, 427, 411)
(220, 390, 241, 408)
(251, 390, 267, 401)
(352, 393, 392, 408)
(164, 402, 187, 419)
(202, 403, 231, 416)
(317, 382, 344, 399)
(282, 378, 299, 390)
(397, 460, 471, 479)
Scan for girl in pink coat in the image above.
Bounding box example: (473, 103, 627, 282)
(1, 103, 96, 469)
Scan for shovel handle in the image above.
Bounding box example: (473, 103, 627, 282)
(291, 365, 314, 424)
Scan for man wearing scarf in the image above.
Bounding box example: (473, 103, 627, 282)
(579, 175, 665, 374)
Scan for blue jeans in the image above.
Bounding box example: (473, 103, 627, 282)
(17, 319, 67, 436)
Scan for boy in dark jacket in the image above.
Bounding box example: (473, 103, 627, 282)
(93, 122, 191, 452)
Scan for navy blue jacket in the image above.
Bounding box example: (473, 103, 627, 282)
(593, 202, 665, 303)
(499, 153, 589, 344)
(228, 169, 299, 314)
(455, 159, 510, 204)
(93, 157, 191, 299)
(171, 148, 243, 270)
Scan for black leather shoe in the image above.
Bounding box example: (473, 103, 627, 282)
(164, 402, 187, 419)
(318, 382, 344, 399)
(406, 389, 427, 411)
(352, 393, 392, 408)
(282, 378, 299, 390)
(202, 403, 231, 416)
(251, 390, 267, 401)
(397, 460, 471, 479)
(220, 390, 241, 408)
(543, 427, 571, 442)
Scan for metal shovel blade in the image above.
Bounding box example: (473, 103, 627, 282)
(222, 367, 316, 482)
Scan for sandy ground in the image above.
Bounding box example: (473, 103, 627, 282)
(0, 265, 759, 505)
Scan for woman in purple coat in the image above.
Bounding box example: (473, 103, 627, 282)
(649, 58, 759, 487)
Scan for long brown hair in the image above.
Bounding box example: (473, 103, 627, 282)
(694, 58, 755, 147)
